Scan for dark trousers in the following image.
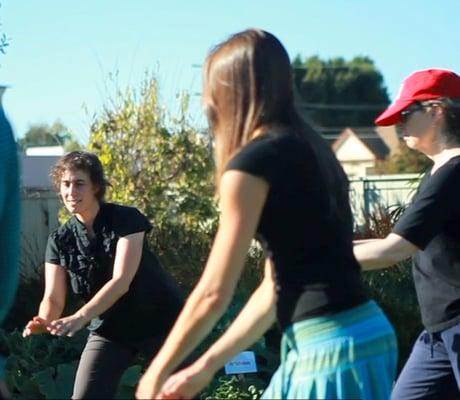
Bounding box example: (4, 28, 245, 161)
(0, 381, 10, 400)
(72, 333, 165, 399)
(392, 323, 460, 399)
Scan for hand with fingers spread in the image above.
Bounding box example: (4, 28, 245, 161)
(48, 313, 89, 337)
(23, 316, 50, 337)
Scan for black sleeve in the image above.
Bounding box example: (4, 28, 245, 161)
(113, 205, 152, 237)
(45, 233, 61, 265)
(393, 165, 460, 249)
(225, 136, 281, 185)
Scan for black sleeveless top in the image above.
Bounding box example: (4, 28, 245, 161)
(226, 131, 367, 330)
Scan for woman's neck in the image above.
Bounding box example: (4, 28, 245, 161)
(431, 147, 460, 174)
(75, 202, 101, 235)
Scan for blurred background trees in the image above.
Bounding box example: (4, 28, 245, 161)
(18, 121, 81, 152)
(293, 55, 390, 130)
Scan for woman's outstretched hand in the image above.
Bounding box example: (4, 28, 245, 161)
(135, 366, 166, 400)
(47, 313, 89, 337)
(159, 363, 215, 400)
(22, 316, 49, 337)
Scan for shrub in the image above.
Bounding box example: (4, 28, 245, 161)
(356, 203, 422, 370)
(200, 375, 264, 400)
(0, 329, 86, 399)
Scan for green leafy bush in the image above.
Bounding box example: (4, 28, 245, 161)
(356, 203, 422, 370)
(200, 375, 264, 400)
(0, 329, 147, 399)
(86, 74, 219, 293)
(0, 329, 86, 399)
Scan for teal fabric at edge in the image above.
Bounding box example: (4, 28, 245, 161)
(0, 105, 20, 379)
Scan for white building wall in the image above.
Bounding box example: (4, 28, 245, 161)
(20, 192, 60, 278)
(335, 135, 376, 177)
(335, 135, 375, 162)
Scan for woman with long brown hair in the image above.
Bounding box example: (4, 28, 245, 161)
(136, 29, 397, 399)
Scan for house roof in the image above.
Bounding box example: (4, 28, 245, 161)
(26, 146, 65, 156)
(321, 133, 340, 147)
(332, 127, 391, 159)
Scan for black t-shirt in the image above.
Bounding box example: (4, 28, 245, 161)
(393, 156, 460, 333)
(226, 131, 368, 330)
(45, 202, 184, 344)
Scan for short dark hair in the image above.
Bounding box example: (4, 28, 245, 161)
(50, 151, 109, 201)
(442, 98, 460, 145)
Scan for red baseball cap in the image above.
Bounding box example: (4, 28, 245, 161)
(375, 68, 460, 126)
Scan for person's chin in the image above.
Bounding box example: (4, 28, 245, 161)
(65, 202, 80, 213)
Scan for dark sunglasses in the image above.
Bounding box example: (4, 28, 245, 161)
(399, 102, 425, 124)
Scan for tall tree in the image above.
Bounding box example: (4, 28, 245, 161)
(18, 121, 81, 151)
(293, 55, 390, 130)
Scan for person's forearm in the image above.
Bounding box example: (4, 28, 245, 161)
(199, 277, 277, 376)
(353, 239, 379, 245)
(148, 285, 231, 379)
(76, 279, 128, 321)
(38, 298, 64, 321)
(354, 240, 404, 270)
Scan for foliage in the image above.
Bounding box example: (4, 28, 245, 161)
(200, 375, 264, 400)
(292, 55, 390, 129)
(0, 329, 86, 399)
(375, 143, 433, 174)
(0, 329, 141, 399)
(0, 33, 8, 55)
(2, 236, 45, 332)
(115, 365, 143, 399)
(0, 32, 8, 56)
(87, 74, 218, 290)
(364, 263, 420, 370)
(355, 204, 423, 370)
(18, 121, 81, 152)
(87, 74, 216, 226)
(354, 203, 408, 240)
(2, 235, 82, 332)
(193, 246, 277, 400)
(0, 2, 9, 56)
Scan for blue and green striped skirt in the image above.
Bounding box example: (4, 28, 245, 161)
(262, 300, 397, 399)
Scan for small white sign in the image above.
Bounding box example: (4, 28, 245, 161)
(224, 351, 258, 374)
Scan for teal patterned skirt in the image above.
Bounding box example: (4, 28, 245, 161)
(262, 300, 397, 399)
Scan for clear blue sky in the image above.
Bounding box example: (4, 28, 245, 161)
(1, 0, 459, 143)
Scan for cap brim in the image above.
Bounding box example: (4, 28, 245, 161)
(375, 98, 415, 126)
